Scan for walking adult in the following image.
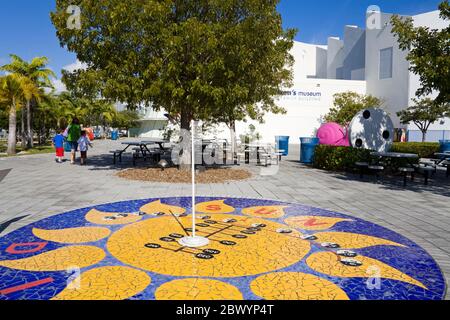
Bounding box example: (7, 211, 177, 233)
(66, 117, 82, 164)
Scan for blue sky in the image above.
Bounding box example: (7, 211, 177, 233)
(0, 0, 443, 81)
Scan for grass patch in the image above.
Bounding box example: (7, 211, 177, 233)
(0, 140, 54, 157)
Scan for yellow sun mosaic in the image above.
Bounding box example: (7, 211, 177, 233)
(0, 198, 436, 300)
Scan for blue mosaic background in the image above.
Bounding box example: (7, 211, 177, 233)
(0, 197, 446, 300)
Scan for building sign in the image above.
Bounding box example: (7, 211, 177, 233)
(277, 89, 322, 102)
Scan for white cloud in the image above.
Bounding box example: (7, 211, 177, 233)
(63, 60, 87, 73)
(48, 59, 87, 94)
(51, 79, 67, 94)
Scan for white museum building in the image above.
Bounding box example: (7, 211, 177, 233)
(132, 8, 449, 143)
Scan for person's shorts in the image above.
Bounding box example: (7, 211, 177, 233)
(55, 147, 64, 157)
(80, 151, 87, 159)
(69, 141, 78, 152)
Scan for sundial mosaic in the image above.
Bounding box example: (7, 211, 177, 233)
(0, 197, 446, 300)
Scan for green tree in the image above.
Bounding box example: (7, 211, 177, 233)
(324, 92, 384, 126)
(391, 1, 450, 103)
(397, 98, 449, 142)
(1, 55, 55, 148)
(0, 108, 8, 131)
(50, 0, 295, 134)
(112, 110, 140, 131)
(0, 74, 40, 155)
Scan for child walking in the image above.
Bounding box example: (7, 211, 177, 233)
(77, 130, 93, 165)
(52, 128, 65, 163)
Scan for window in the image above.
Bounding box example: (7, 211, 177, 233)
(379, 47, 393, 79)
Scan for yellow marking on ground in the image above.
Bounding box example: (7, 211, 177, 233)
(52, 266, 150, 300)
(32, 227, 110, 244)
(242, 206, 288, 218)
(85, 209, 142, 225)
(306, 252, 426, 289)
(195, 200, 235, 214)
(285, 216, 352, 231)
(0, 246, 105, 271)
(251, 272, 349, 300)
(314, 232, 405, 249)
(107, 214, 309, 277)
(155, 278, 243, 300)
(140, 200, 186, 216)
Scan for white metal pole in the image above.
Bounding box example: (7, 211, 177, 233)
(178, 120, 208, 248)
(191, 120, 196, 238)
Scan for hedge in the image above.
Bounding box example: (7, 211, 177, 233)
(313, 142, 440, 172)
(390, 142, 440, 158)
(313, 145, 372, 171)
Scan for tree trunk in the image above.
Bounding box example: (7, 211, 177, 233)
(422, 131, 427, 143)
(7, 100, 17, 155)
(229, 120, 237, 161)
(179, 109, 192, 171)
(21, 109, 26, 149)
(26, 100, 33, 149)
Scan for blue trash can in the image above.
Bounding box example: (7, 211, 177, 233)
(439, 140, 450, 153)
(300, 137, 320, 164)
(111, 130, 119, 141)
(275, 136, 290, 156)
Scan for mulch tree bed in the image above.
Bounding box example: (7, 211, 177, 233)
(116, 167, 252, 184)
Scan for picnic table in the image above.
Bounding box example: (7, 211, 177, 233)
(242, 144, 281, 165)
(200, 139, 231, 166)
(434, 152, 450, 177)
(370, 152, 435, 186)
(434, 152, 450, 161)
(371, 152, 419, 164)
(242, 144, 265, 165)
(111, 139, 170, 165)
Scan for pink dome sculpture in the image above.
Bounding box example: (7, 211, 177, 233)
(317, 122, 350, 147)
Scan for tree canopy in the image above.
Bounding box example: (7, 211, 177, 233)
(51, 0, 296, 130)
(324, 92, 384, 126)
(397, 98, 449, 142)
(391, 0, 450, 103)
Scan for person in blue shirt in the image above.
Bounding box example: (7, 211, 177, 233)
(52, 128, 66, 163)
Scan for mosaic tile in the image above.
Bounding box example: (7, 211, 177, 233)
(0, 197, 446, 300)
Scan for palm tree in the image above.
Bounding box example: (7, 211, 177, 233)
(1, 55, 55, 149)
(0, 74, 40, 155)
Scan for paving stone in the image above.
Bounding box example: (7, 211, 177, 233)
(0, 140, 449, 299)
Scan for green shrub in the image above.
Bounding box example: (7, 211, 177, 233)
(313, 145, 372, 171)
(313, 142, 439, 172)
(390, 142, 440, 158)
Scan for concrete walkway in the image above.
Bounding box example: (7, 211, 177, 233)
(1, 139, 449, 298)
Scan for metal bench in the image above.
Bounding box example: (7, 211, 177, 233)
(110, 150, 124, 164)
(439, 160, 450, 178)
(398, 167, 415, 187)
(257, 152, 271, 167)
(355, 162, 369, 178)
(414, 165, 436, 185)
(368, 165, 384, 183)
(235, 153, 245, 164)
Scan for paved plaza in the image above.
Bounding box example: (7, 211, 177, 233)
(0, 139, 449, 299)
